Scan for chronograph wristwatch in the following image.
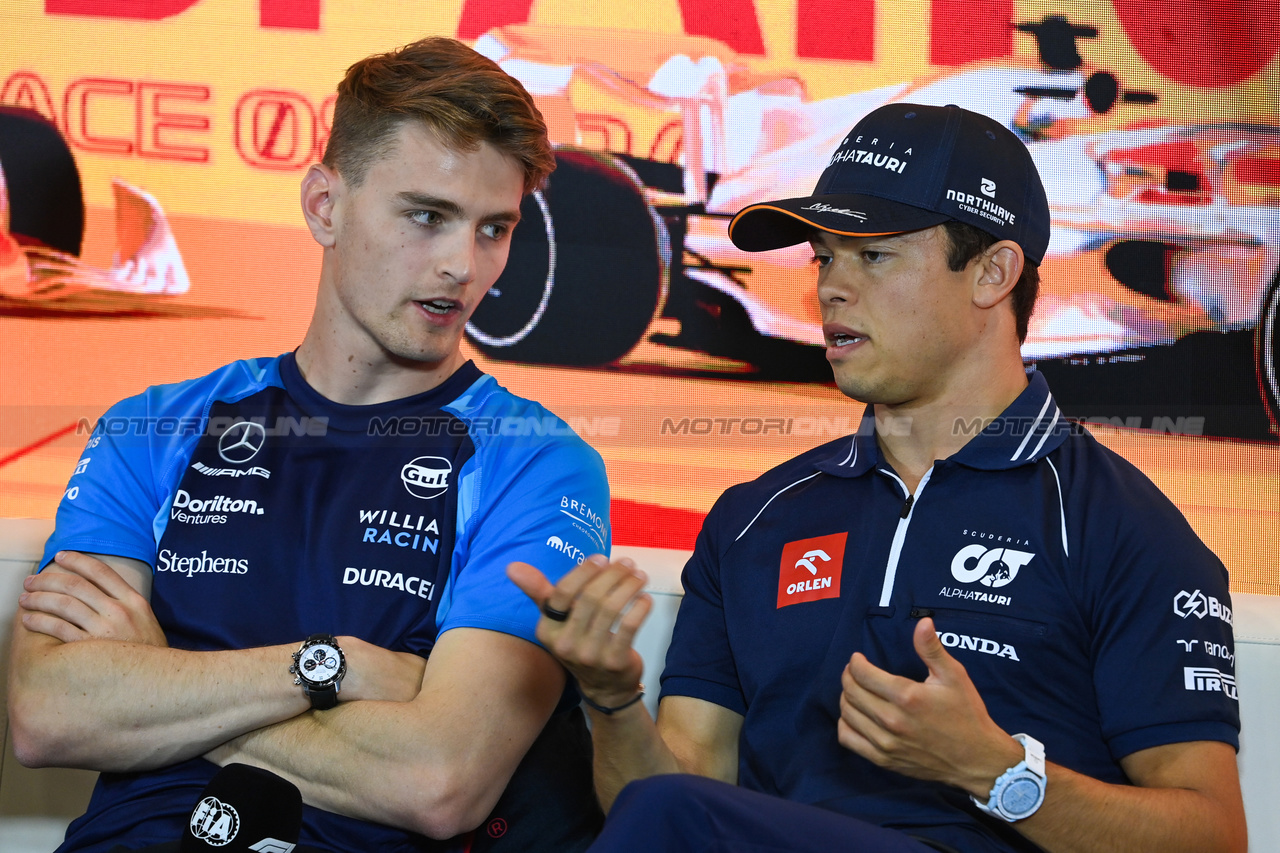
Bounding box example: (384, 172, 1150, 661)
(290, 634, 346, 710)
(971, 733, 1047, 822)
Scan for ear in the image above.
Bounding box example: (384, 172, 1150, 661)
(300, 163, 341, 248)
(971, 240, 1024, 310)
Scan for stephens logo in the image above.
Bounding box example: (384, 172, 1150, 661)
(218, 421, 266, 464)
(157, 549, 249, 576)
(950, 545, 1034, 589)
(190, 796, 239, 846)
(777, 532, 847, 608)
(401, 456, 452, 499)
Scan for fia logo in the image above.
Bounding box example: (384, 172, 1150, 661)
(190, 795, 239, 846)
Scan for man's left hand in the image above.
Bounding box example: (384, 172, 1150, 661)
(18, 550, 167, 647)
(837, 616, 1022, 798)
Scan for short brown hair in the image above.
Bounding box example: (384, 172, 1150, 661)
(322, 37, 554, 193)
(942, 220, 1040, 343)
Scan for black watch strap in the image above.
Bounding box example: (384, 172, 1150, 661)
(306, 683, 339, 710)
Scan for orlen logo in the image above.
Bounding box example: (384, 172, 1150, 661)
(546, 535, 585, 565)
(401, 456, 452, 499)
(1174, 589, 1234, 625)
(777, 532, 846, 609)
(950, 545, 1034, 589)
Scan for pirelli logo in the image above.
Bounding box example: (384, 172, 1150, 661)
(1184, 666, 1237, 700)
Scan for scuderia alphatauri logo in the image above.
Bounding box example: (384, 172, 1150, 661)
(938, 540, 1035, 606)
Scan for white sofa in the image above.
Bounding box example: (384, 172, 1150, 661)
(2, 522, 1278, 850)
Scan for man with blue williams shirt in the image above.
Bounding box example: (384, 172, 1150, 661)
(511, 103, 1246, 852)
(11, 37, 607, 853)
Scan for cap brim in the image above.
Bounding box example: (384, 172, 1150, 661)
(728, 194, 952, 252)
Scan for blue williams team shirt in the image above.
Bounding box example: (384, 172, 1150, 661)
(660, 370, 1238, 853)
(41, 353, 611, 853)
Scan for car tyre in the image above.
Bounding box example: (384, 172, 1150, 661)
(466, 149, 664, 365)
(1257, 268, 1280, 433)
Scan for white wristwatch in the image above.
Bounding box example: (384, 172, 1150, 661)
(971, 733, 1047, 822)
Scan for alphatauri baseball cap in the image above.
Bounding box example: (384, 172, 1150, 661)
(728, 103, 1051, 263)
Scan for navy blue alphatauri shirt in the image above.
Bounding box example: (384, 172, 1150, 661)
(661, 371, 1238, 853)
(42, 353, 610, 853)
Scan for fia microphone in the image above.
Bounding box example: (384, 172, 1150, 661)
(181, 763, 304, 853)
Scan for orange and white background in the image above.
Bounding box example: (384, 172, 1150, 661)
(1, 0, 1278, 593)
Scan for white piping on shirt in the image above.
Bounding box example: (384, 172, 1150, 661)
(1028, 407, 1061, 460)
(1011, 394, 1054, 462)
(838, 436, 858, 467)
(877, 466, 934, 607)
(1045, 457, 1069, 560)
(736, 472, 821, 541)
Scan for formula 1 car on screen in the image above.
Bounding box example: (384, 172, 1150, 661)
(0, 106, 191, 306)
(465, 20, 1280, 430)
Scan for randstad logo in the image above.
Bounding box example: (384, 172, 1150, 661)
(950, 545, 1034, 589)
(401, 456, 452, 499)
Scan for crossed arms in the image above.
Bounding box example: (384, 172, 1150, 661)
(508, 556, 1248, 853)
(9, 550, 566, 839)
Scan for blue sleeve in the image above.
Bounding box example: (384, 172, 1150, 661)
(1074, 450, 1240, 758)
(439, 429, 611, 645)
(39, 358, 277, 571)
(41, 393, 202, 570)
(659, 491, 747, 714)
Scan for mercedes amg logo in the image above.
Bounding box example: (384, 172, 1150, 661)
(218, 421, 266, 464)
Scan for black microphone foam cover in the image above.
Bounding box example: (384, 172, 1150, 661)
(181, 763, 303, 853)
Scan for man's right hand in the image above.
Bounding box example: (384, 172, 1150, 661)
(507, 556, 651, 710)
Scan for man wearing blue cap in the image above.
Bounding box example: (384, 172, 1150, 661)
(511, 103, 1246, 852)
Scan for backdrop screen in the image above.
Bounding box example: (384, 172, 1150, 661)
(2, 0, 1278, 593)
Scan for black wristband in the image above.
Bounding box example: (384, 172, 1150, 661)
(581, 686, 645, 715)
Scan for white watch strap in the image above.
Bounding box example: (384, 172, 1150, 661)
(971, 733, 1047, 822)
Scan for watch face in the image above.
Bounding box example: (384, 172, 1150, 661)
(1000, 775, 1043, 818)
(299, 642, 342, 686)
